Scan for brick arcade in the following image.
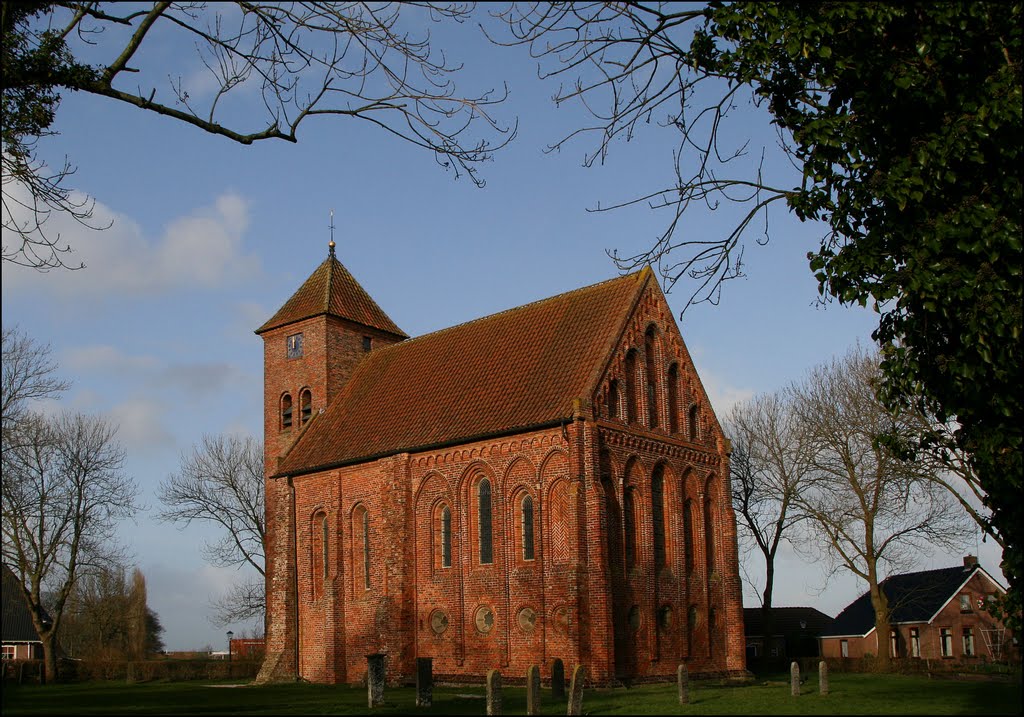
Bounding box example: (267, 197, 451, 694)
(256, 247, 746, 685)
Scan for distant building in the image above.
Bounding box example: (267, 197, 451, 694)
(820, 556, 1016, 661)
(743, 606, 833, 661)
(2, 565, 51, 660)
(257, 250, 747, 685)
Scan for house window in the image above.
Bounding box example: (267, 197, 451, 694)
(959, 593, 972, 612)
(281, 393, 293, 429)
(300, 388, 312, 425)
(940, 628, 953, 657)
(910, 627, 921, 657)
(286, 332, 303, 358)
(667, 364, 680, 433)
(840, 639, 849, 658)
(362, 336, 372, 352)
(2, 645, 14, 660)
(439, 505, 452, 569)
(644, 326, 659, 428)
(963, 628, 975, 656)
(623, 488, 638, 569)
(652, 466, 666, 570)
(890, 629, 899, 658)
(478, 478, 493, 565)
(607, 380, 620, 419)
(625, 350, 639, 423)
(521, 495, 535, 561)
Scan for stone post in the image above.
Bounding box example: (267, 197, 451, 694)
(677, 663, 689, 705)
(551, 658, 566, 700)
(819, 660, 829, 696)
(527, 665, 541, 715)
(486, 669, 503, 715)
(567, 665, 586, 716)
(416, 657, 433, 707)
(367, 653, 386, 708)
(790, 661, 800, 697)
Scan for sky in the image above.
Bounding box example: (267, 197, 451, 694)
(2, 5, 1003, 652)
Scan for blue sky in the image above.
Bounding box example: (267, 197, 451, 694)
(2, 6, 1001, 651)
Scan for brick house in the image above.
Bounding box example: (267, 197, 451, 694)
(255, 249, 746, 685)
(819, 556, 1016, 662)
(2, 564, 49, 661)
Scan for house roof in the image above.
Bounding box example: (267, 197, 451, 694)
(743, 607, 834, 637)
(820, 562, 1003, 637)
(255, 252, 408, 338)
(2, 565, 47, 643)
(275, 268, 652, 477)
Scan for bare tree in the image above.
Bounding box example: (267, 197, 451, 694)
(157, 434, 265, 626)
(3, 2, 515, 269)
(725, 391, 811, 652)
(2, 325, 69, 438)
(792, 346, 973, 668)
(1, 410, 140, 682)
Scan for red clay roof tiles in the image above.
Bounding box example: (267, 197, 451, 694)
(275, 268, 651, 476)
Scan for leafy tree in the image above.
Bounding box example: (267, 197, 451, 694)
(499, 2, 1021, 630)
(2, 1, 514, 269)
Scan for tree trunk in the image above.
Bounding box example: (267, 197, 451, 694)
(867, 579, 891, 670)
(762, 559, 776, 658)
(40, 630, 58, 684)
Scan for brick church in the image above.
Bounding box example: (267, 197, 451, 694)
(255, 246, 746, 685)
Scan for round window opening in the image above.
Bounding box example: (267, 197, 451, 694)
(429, 610, 449, 635)
(475, 605, 495, 634)
(628, 605, 641, 631)
(517, 606, 537, 633)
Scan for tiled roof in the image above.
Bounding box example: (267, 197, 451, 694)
(743, 607, 834, 637)
(821, 564, 987, 637)
(276, 269, 651, 476)
(2, 565, 46, 643)
(256, 253, 407, 338)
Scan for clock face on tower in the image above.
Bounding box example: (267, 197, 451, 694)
(286, 333, 304, 359)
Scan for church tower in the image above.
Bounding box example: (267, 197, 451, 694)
(254, 243, 406, 683)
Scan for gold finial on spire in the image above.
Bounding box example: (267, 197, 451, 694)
(328, 209, 336, 257)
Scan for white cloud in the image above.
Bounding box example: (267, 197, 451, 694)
(2, 189, 260, 298)
(64, 344, 161, 374)
(108, 397, 175, 451)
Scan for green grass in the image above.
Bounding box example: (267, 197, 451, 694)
(2, 671, 1021, 715)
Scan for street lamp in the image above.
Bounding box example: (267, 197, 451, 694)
(226, 631, 234, 663)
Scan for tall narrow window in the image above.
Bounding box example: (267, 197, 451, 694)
(840, 639, 849, 658)
(608, 380, 620, 419)
(962, 628, 975, 656)
(521, 495, 535, 561)
(683, 499, 695, 572)
(890, 629, 899, 658)
(300, 388, 312, 425)
(362, 508, 370, 589)
(440, 506, 452, 569)
(353, 505, 370, 591)
(704, 499, 716, 574)
(667, 364, 680, 433)
(910, 627, 921, 657)
(311, 512, 327, 600)
(688, 404, 700, 441)
(625, 350, 638, 423)
(652, 466, 666, 570)
(478, 479, 493, 565)
(940, 628, 953, 657)
(362, 336, 373, 352)
(623, 489, 637, 569)
(645, 327, 659, 428)
(281, 393, 293, 429)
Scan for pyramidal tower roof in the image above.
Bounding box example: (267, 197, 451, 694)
(255, 249, 407, 338)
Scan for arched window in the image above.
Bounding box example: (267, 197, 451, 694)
(608, 380, 620, 419)
(625, 350, 638, 423)
(668, 364, 680, 434)
(521, 495, 535, 561)
(623, 488, 637, 569)
(652, 466, 666, 570)
(440, 505, 452, 569)
(704, 499, 716, 575)
(281, 393, 293, 429)
(645, 327, 659, 428)
(688, 404, 700, 442)
(300, 388, 312, 425)
(478, 478, 493, 565)
(352, 505, 370, 591)
(683, 499, 696, 573)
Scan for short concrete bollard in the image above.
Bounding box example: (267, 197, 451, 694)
(416, 657, 433, 707)
(819, 660, 829, 696)
(486, 669, 503, 715)
(677, 663, 689, 705)
(790, 661, 800, 697)
(567, 664, 586, 716)
(367, 653, 386, 708)
(551, 658, 566, 700)
(527, 664, 542, 715)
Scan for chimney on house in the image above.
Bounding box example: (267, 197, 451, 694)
(963, 555, 979, 569)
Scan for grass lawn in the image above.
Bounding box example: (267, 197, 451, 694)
(2, 671, 1020, 715)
